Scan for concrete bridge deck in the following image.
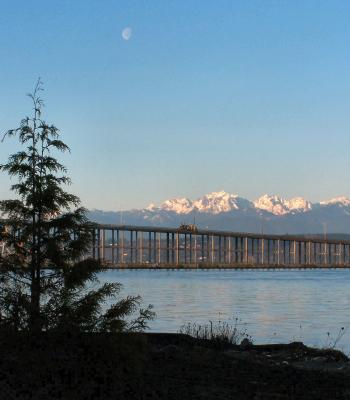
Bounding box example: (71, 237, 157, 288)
(93, 224, 350, 269)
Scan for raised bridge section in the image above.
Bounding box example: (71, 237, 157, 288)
(93, 224, 350, 269)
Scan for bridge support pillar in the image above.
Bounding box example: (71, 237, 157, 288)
(148, 232, 152, 263)
(206, 235, 210, 264)
(166, 233, 170, 263)
(176, 233, 179, 265)
(211, 236, 215, 263)
(228, 237, 231, 264)
(201, 235, 204, 264)
(112, 230, 115, 264)
(189, 234, 192, 263)
(172, 233, 175, 263)
(130, 231, 133, 263)
(121, 230, 124, 264)
(140, 231, 143, 263)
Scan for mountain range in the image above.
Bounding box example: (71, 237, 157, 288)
(88, 191, 350, 235)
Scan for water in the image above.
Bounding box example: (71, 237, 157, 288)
(99, 269, 350, 354)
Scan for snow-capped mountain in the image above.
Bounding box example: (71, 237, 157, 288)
(154, 191, 254, 214)
(253, 194, 312, 215)
(193, 191, 253, 214)
(159, 198, 194, 214)
(149, 191, 315, 216)
(320, 196, 350, 207)
(88, 192, 350, 235)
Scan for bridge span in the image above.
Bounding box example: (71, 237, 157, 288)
(92, 224, 350, 269)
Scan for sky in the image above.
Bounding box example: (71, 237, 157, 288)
(1, 0, 350, 210)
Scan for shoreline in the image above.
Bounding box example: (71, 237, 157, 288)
(2, 331, 350, 399)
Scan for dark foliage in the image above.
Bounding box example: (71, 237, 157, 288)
(0, 80, 154, 333)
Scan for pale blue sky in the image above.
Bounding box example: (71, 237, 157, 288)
(1, 1, 350, 210)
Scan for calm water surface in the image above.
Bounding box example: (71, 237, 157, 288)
(100, 269, 350, 354)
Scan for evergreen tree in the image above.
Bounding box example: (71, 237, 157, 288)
(0, 80, 154, 333)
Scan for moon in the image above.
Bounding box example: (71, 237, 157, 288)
(121, 27, 132, 41)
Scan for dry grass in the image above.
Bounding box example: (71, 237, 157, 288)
(179, 318, 252, 346)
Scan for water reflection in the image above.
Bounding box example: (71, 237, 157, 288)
(99, 269, 350, 354)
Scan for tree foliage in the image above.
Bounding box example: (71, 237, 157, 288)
(0, 80, 154, 333)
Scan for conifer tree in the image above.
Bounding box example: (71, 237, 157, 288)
(0, 80, 154, 333)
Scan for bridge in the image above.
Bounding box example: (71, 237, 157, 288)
(92, 224, 350, 269)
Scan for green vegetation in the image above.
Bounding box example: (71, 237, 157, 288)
(0, 80, 154, 333)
